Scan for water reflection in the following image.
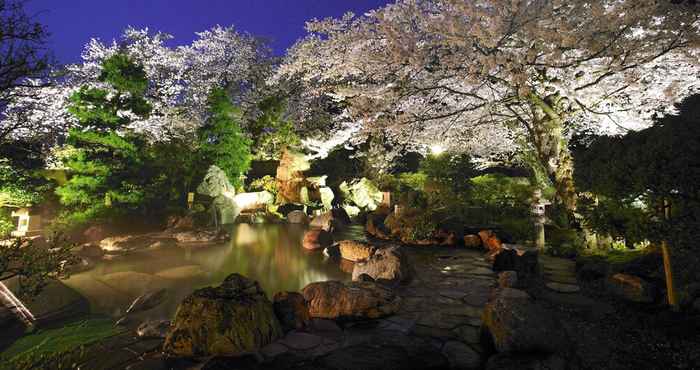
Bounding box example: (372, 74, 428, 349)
(63, 224, 349, 319)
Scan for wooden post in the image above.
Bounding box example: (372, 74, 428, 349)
(661, 199, 679, 311)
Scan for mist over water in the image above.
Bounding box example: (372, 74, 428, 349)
(63, 224, 353, 320)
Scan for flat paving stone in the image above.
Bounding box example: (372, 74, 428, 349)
(440, 305, 483, 318)
(453, 325, 481, 344)
(442, 340, 482, 370)
(280, 331, 323, 351)
(440, 289, 468, 300)
(546, 282, 581, 293)
(545, 274, 579, 284)
(467, 267, 494, 276)
(412, 324, 458, 340)
(261, 342, 289, 358)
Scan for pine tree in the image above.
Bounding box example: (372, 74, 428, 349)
(55, 53, 151, 227)
(198, 88, 251, 187)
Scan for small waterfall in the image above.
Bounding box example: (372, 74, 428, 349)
(0, 281, 35, 326)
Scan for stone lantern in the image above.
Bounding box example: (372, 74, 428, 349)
(531, 190, 550, 251)
(10, 207, 42, 237)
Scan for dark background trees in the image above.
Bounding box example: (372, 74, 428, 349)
(0, 0, 52, 144)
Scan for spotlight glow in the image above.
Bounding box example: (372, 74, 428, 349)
(430, 144, 445, 155)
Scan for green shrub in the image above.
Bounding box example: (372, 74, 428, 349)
(0, 208, 14, 237)
(249, 175, 277, 194)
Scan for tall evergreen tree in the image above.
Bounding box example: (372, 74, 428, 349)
(55, 54, 151, 226)
(198, 88, 251, 187)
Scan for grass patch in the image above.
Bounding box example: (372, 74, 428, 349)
(0, 318, 124, 370)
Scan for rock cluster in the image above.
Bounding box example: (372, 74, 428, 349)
(338, 240, 376, 262)
(302, 280, 401, 321)
(163, 274, 282, 357)
(302, 229, 332, 250)
(273, 291, 310, 332)
(351, 246, 412, 284)
(482, 288, 570, 354)
(607, 273, 655, 303)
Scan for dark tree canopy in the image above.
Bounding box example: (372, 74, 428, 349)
(573, 94, 700, 244)
(0, 0, 52, 143)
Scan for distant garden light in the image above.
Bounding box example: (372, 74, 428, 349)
(430, 144, 445, 155)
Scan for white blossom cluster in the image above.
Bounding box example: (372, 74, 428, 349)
(277, 0, 700, 167)
(1, 25, 267, 144)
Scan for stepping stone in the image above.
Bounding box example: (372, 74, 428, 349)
(440, 289, 467, 300)
(441, 305, 483, 318)
(453, 325, 481, 344)
(412, 324, 458, 340)
(260, 342, 289, 358)
(279, 331, 323, 351)
(546, 282, 581, 293)
(442, 341, 482, 370)
(467, 267, 494, 276)
(545, 274, 579, 285)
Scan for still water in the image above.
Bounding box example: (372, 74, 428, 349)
(62, 224, 360, 320)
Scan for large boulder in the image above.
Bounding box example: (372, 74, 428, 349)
(492, 245, 539, 281)
(607, 273, 655, 303)
(197, 165, 240, 224)
(273, 291, 310, 332)
(276, 149, 310, 204)
(352, 246, 412, 284)
(463, 234, 482, 249)
(482, 288, 569, 354)
(366, 212, 391, 240)
(340, 178, 384, 211)
(302, 280, 401, 320)
(309, 209, 350, 231)
(163, 274, 282, 357)
(287, 210, 309, 224)
(338, 240, 376, 262)
(478, 230, 503, 256)
(319, 187, 335, 210)
(302, 229, 332, 250)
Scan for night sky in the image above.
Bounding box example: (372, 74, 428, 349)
(25, 0, 393, 64)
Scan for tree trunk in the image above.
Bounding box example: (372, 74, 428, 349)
(662, 199, 679, 311)
(527, 93, 579, 222)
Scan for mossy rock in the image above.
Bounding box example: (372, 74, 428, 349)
(163, 274, 282, 357)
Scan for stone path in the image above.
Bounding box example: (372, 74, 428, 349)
(253, 248, 495, 369)
(538, 255, 615, 321)
(540, 255, 581, 293)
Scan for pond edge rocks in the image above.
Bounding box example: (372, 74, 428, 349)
(163, 273, 282, 357)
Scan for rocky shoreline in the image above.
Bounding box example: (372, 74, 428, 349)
(4, 210, 700, 370)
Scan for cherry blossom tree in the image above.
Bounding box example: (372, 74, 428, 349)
(277, 0, 700, 216)
(0, 0, 53, 144)
(1, 25, 269, 144)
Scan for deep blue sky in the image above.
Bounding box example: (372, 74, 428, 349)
(25, 0, 393, 64)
